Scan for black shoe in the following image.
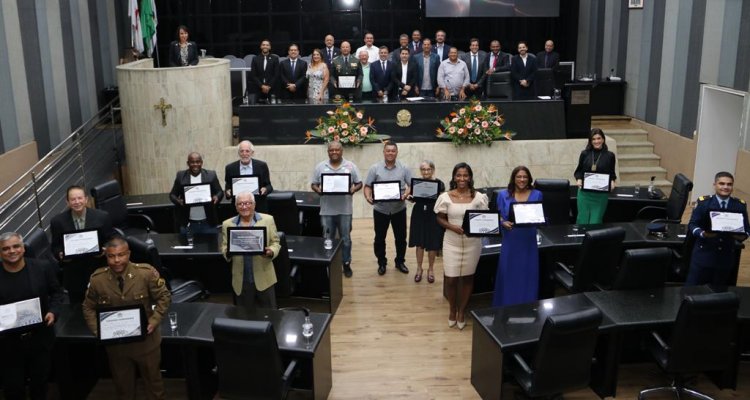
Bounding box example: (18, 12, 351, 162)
(395, 263, 409, 274)
(343, 263, 353, 278)
(377, 264, 386, 275)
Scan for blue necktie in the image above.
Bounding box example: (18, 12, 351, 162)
(721, 200, 727, 209)
(471, 54, 478, 82)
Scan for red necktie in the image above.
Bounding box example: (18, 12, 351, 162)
(493, 54, 498, 68)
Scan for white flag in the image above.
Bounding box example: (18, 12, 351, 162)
(129, 0, 144, 54)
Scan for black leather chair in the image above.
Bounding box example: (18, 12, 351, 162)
(534, 179, 571, 225)
(273, 232, 298, 299)
(553, 226, 626, 293)
(125, 236, 207, 303)
(212, 318, 298, 400)
(23, 227, 58, 264)
(486, 71, 512, 99)
(90, 180, 155, 236)
(639, 292, 739, 400)
(611, 247, 671, 290)
(636, 173, 693, 223)
(510, 307, 603, 398)
(534, 68, 555, 97)
(267, 192, 302, 236)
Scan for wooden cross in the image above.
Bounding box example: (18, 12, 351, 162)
(153, 97, 172, 127)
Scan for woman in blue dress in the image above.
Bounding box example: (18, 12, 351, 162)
(493, 165, 543, 307)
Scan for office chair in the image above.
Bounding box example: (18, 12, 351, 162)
(267, 192, 302, 235)
(534, 179, 572, 225)
(611, 247, 671, 290)
(23, 227, 58, 265)
(553, 226, 626, 293)
(90, 180, 156, 236)
(212, 318, 298, 400)
(273, 232, 298, 299)
(486, 71, 512, 99)
(509, 307, 603, 398)
(636, 173, 693, 223)
(639, 292, 739, 400)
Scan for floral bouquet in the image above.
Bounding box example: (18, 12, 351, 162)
(305, 103, 388, 146)
(435, 99, 515, 146)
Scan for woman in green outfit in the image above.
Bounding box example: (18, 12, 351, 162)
(574, 128, 617, 224)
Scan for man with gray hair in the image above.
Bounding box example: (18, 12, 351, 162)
(224, 140, 273, 212)
(310, 141, 363, 277)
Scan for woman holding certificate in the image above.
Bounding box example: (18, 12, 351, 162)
(493, 166, 543, 306)
(434, 163, 488, 330)
(574, 128, 617, 224)
(408, 160, 445, 283)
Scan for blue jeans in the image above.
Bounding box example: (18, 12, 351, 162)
(321, 214, 353, 264)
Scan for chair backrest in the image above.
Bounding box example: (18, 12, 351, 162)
(534, 179, 571, 225)
(667, 292, 739, 373)
(486, 71, 512, 99)
(529, 307, 602, 396)
(273, 231, 293, 298)
(612, 247, 670, 290)
(125, 235, 172, 285)
(267, 192, 301, 235)
(665, 173, 693, 221)
(212, 318, 285, 399)
(534, 68, 555, 97)
(23, 227, 57, 264)
(571, 226, 626, 292)
(90, 180, 128, 228)
(243, 54, 255, 70)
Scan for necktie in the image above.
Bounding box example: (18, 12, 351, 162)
(117, 276, 124, 292)
(328, 48, 332, 61)
(471, 54, 477, 82)
(545, 53, 549, 68)
(344, 56, 348, 64)
(721, 200, 727, 209)
(291, 60, 296, 78)
(382, 61, 385, 71)
(493, 54, 498, 68)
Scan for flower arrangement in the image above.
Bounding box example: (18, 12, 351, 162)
(435, 99, 515, 146)
(305, 103, 388, 146)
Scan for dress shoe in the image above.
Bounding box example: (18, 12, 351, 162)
(414, 269, 423, 283)
(457, 320, 466, 330)
(395, 263, 409, 274)
(448, 319, 457, 328)
(377, 264, 386, 275)
(343, 262, 353, 278)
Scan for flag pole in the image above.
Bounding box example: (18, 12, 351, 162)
(154, 33, 161, 68)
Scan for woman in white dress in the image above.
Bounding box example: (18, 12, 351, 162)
(306, 49, 329, 102)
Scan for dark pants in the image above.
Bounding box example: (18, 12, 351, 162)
(686, 257, 734, 286)
(465, 84, 484, 99)
(1, 327, 54, 400)
(360, 91, 375, 101)
(373, 208, 407, 266)
(237, 281, 277, 311)
(62, 256, 104, 303)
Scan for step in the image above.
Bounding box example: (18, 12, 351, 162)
(603, 128, 649, 143)
(592, 115, 632, 121)
(618, 153, 661, 168)
(616, 141, 655, 154)
(618, 166, 668, 182)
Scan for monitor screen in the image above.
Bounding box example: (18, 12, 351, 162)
(426, 0, 560, 18)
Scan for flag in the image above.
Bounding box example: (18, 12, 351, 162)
(129, 0, 144, 54)
(140, 0, 158, 57)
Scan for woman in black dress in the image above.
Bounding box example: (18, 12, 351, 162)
(169, 25, 199, 67)
(408, 160, 445, 283)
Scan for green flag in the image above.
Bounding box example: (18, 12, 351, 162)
(140, 0, 157, 57)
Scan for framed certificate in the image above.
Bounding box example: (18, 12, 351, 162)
(0, 297, 43, 335)
(462, 210, 501, 237)
(510, 202, 546, 227)
(96, 304, 147, 344)
(372, 181, 402, 202)
(62, 229, 100, 258)
(321, 173, 351, 195)
(184, 184, 212, 205)
(582, 172, 611, 192)
(709, 211, 745, 233)
(232, 176, 260, 195)
(338, 76, 356, 89)
(411, 178, 440, 200)
(227, 227, 267, 255)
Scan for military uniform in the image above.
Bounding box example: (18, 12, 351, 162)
(82, 262, 171, 400)
(687, 195, 750, 285)
(331, 54, 363, 99)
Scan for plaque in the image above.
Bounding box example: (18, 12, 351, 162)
(97, 304, 147, 344)
(462, 210, 501, 237)
(227, 227, 267, 255)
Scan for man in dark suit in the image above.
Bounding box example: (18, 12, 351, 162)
(410, 30, 423, 56)
(322, 34, 340, 94)
(510, 41, 538, 100)
(485, 39, 511, 74)
(460, 38, 488, 98)
(169, 152, 224, 235)
(536, 39, 560, 69)
(50, 185, 115, 303)
(370, 46, 395, 100)
(0, 231, 64, 400)
(279, 43, 308, 100)
(331, 41, 362, 100)
(391, 48, 418, 99)
(413, 38, 440, 97)
(391, 34, 410, 64)
(225, 140, 273, 213)
(432, 30, 452, 61)
(249, 39, 280, 103)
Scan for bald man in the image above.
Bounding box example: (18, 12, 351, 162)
(536, 40, 559, 69)
(169, 152, 224, 234)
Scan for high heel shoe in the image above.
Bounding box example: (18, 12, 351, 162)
(448, 319, 457, 328)
(457, 320, 466, 330)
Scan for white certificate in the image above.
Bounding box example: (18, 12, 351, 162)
(321, 173, 351, 195)
(372, 181, 402, 202)
(97, 306, 146, 342)
(63, 229, 100, 257)
(709, 211, 745, 233)
(411, 179, 439, 200)
(338, 76, 356, 88)
(184, 184, 212, 205)
(582, 172, 611, 192)
(464, 211, 501, 236)
(232, 176, 260, 195)
(511, 202, 546, 226)
(0, 298, 43, 333)
(227, 227, 266, 255)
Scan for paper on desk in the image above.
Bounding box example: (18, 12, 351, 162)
(609, 76, 622, 81)
(566, 234, 585, 238)
(406, 97, 424, 102)
(296, 200, 303, 203)
(126, 202, 144, 206)
(616, 194, 634, 197)
(287, 249, 294, 253)
(483, 243, 502, 249)
(537, 96, 551, 100)
(172, 245, 194, 249)
(507, 317, 536, 324)
(677, 234, 686, 238)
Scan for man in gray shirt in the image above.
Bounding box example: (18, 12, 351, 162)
(310, 141, 363, 277)
(437, 47, 469, 100)
(363, 142, 412, 275)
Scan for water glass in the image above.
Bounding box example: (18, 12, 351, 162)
(634, 183, 640, 196)
(168, 312, 178, 331)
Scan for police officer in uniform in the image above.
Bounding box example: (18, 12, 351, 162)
(82, 237, 171, 400)
(687, 171, 750, 285)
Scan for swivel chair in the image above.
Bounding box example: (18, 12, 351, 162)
(636, 173, 693, 223)
(90, 180, 155, 236)
(534, 179, 572, 225)
(486, 71, 512, 100)
(611, 247, 671, 290)
(267, 192, 302, 236)
(23, 227, 58, 265)
(553, 226, 626, 293)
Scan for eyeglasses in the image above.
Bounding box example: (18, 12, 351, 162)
(236, 202, 255, 207)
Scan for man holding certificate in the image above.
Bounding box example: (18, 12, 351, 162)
(331, 41, 362, 100)
(224, 140, 274, 212)
(169, 152, 224, 234)
(83, 237, 171, 400)
(0, 232, 64, 400)
(686, 171, 750, 285)
(364, 142, 412, 275)
(220, 192, 281, 310)
(310, 141, 363, 277)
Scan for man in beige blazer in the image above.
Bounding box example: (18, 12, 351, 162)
(220, 191, 281, 310)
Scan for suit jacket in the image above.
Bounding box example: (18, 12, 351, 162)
(221, 213, 281, 293)
(391, 61, 418, 96)
(224, 159, 273, 197)
(169, 169, 224, 227)
(168, 41, 199, 67)
(249, 53, 280, 93)
(0, 258, 64, 323)
(370, 59, 395, 97)
(510, 54, 538, 99)
(412, 52, 440, 94)
(432, 43, 453, 61)
(689, 195, 750, 267)
(322, 46, 340, 67)
(331, 55, 363, 90)
(279, 57, 308, 99)
(50, 207, 115, 260)
(536, 51, 560, 69)
(460, 51, 489, 84)
(409, 41, 423, 56)
(485, 51, 511, 73)
(390, 47, 410, 64)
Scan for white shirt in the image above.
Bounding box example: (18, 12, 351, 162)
(188, 173, 207, 221)
(520, 54, 527, 67)
(401, 62, 409, 84)
(356, 45, 379, 63)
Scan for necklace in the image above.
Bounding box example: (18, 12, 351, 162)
(452, 190, 471, 199)
(591, 151, 602, 172)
